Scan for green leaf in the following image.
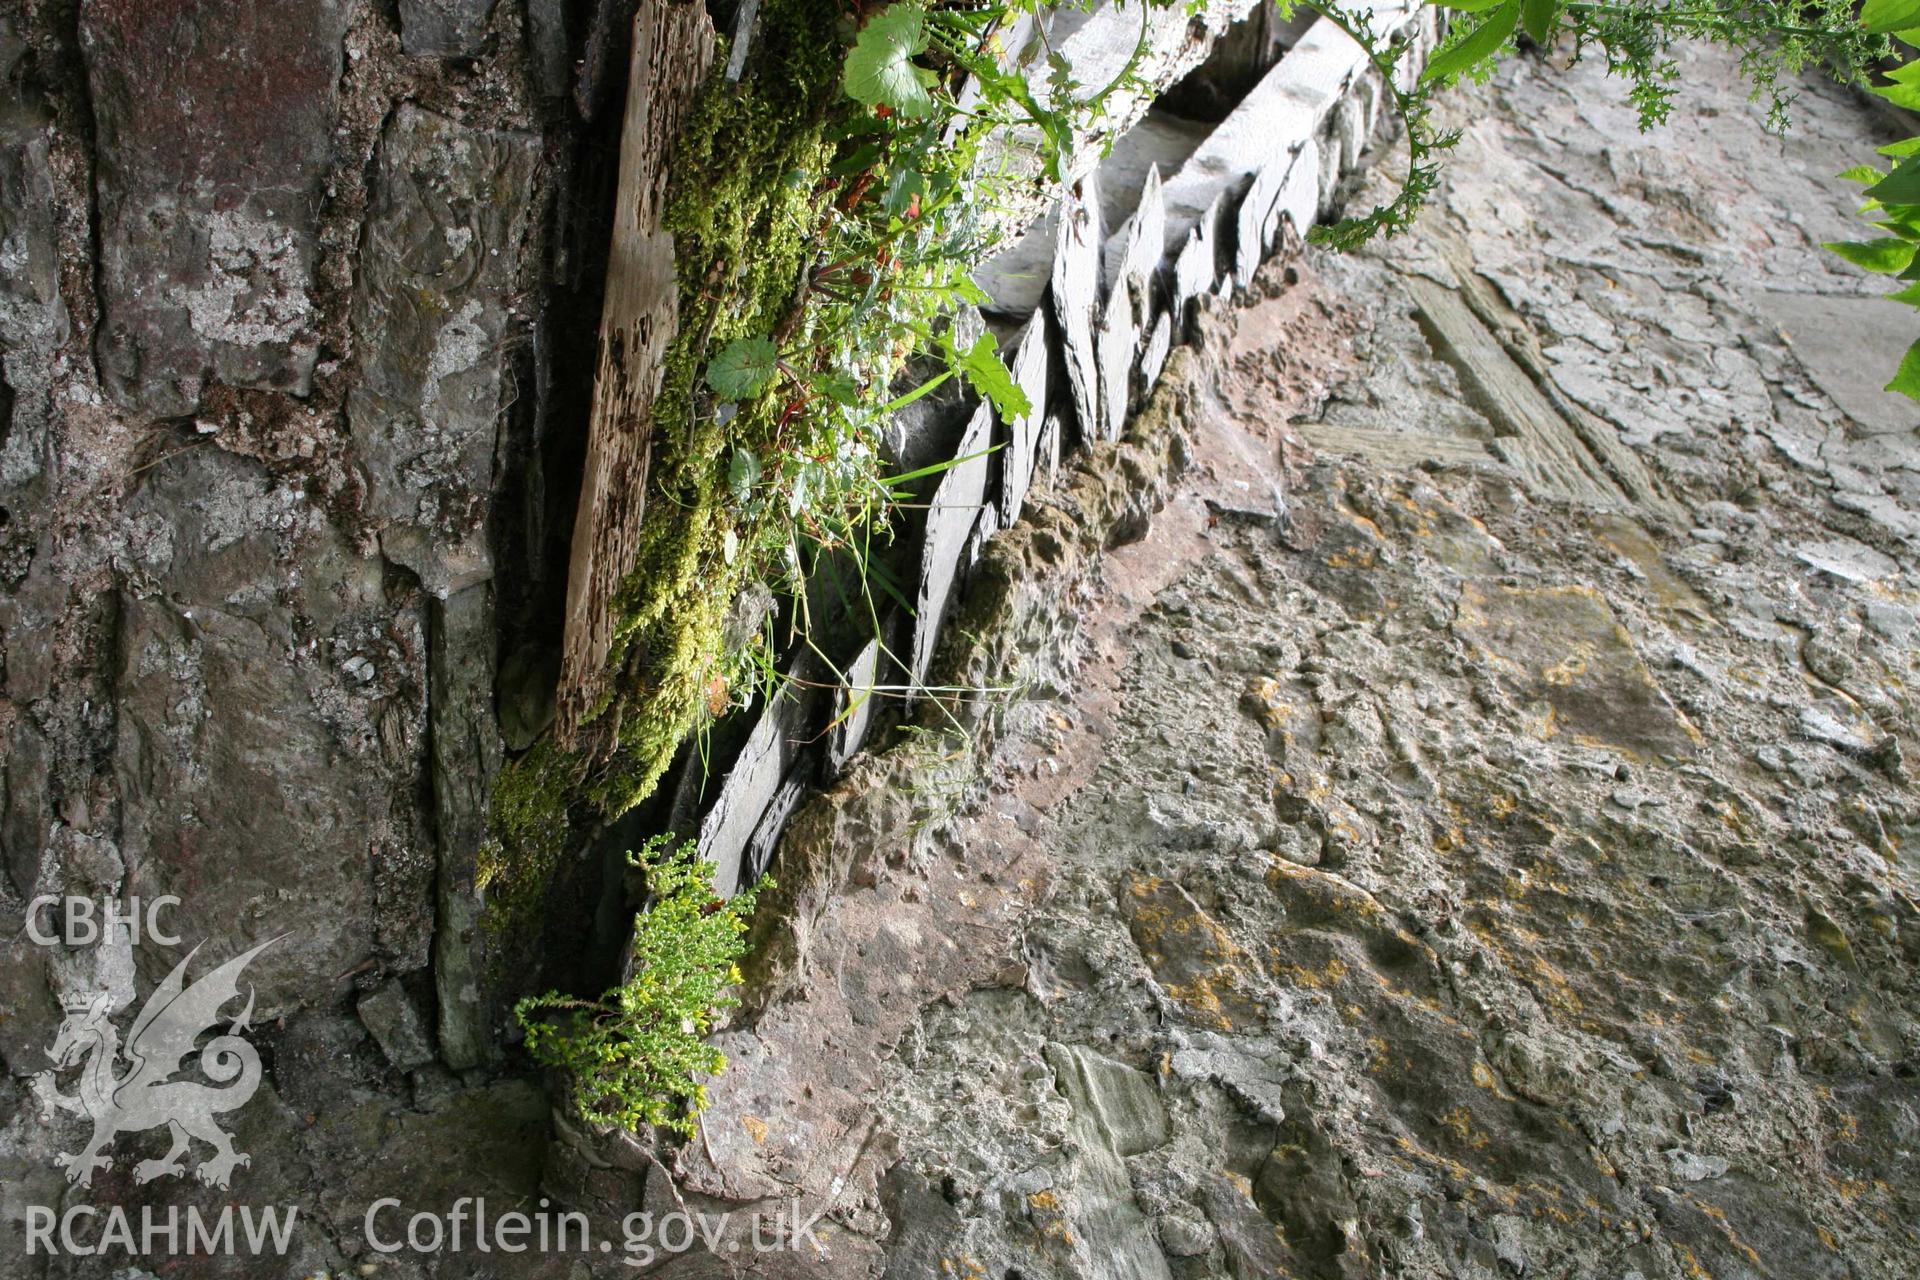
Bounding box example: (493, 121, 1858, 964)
(1862, 0, 1920, 34)
(1422, 0, 1520, 85)
(1839, 166, 1885, 186)
(706, 336, 778, 399)
(1882, 137, 1920, 160)
(1887, 338, 1920, 401)
(1519, 0, 1561, 45)
(1870, 156, 1920, 206)
(727, 446, 762, 504)
(1437, 0, 1506, 10)
(948, 331, 1031, 421)
(844, 4, 936, 119)
(1886, 280, 1920, 307)
(1825, 238, 1919, 275)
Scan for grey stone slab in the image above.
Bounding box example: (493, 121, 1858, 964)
(1097, 277, 1141, 441)
(696, 665, 820, 897)
(348, 105, 539, 596)
(1235, 139, 1317, 289)
(1045, 1042, 1170, 1157)
(828, 637, 883, 774)
(913, 402, 994, 686)
(1104, 161, 1166, 311)
(400, 0, 499, 57)
(1754, 291, 1920, 435)
(1052, 172, 1105, 443)
(999, 317, 1053, 527)
(975, 207, 1058, 319)
(357, 980, 436, 1070)
(81, 0, 349, 416)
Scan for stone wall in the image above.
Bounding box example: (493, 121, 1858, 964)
(0, 0, 602, 1081)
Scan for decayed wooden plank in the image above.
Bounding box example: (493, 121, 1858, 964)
(1052, 170, 1104, 443)
(557, 0, 716, 743)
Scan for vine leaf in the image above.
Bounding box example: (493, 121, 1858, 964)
(1863, 0, 1920, 34)
(1869, 155, 1920, 205)
(1888, 338, 1920, 400)
(845, 4, 937, 119)
(706, 336, 779, 399)
(1423, 0, 1520, 85)
(1520, 0, 1562, 45)
(947, 331, 1031, 421)
(1824, 238, 1918, 275)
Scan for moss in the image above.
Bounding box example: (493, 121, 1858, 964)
(482, 0, 852, 938)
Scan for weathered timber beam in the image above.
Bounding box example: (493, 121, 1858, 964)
(557, 0, 716, 743)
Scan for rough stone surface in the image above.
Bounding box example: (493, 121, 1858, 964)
(114, 446, 425, 1012)
(663, 43, 1920, 1279)
(356, 978, 436, 1070)
(81, 0, 350, 415)
(400, 0, 500, 58)
(348, 104, 539, 596)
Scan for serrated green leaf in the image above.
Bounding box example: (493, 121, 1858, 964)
(1422, 0, 1520, 85)
(1519, 0, 1561, 44)
(844, 4, 935, 119)
(947, 331, 1031, 421)
(1863, 0, 1920, 34)
(1887, 338, 1920, 400)
(1825, 238, 1918, 274)
(1881, 137, 1920, 160)
(1840, 166, 1885, 186)
(1870, 156, 1920, 206)
(706, 336, 778, 399)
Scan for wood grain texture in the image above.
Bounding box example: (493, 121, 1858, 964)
(558, 0, 715, 743)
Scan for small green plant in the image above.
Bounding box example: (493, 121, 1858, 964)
(515, 837, 768, 1136)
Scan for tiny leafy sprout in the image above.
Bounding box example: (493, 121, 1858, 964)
(514, 836, 769, 1138)
(706, 336, 779, 400)
(845, 3, 938, 119)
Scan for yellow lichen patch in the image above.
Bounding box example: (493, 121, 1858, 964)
(741, 1114, 769, 1145)
(1124, 873, 1262, 1030)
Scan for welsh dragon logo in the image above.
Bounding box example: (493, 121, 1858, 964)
(31, 937, 281, 1190)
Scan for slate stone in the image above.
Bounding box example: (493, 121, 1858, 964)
(348, 105, 539, 596)
(1755, 291, 1920, 434)
(357, 979, 436, 1070)
(400, 0, 499, 58)
(912, 401, 994, 685)
(1044, 1042, 1169, 1157)
(81, 0, 349, 416)
(997, 318, 1052, 528)
(112, 448, 404, 1015)
(697, 661, 822, 897)
(828, 638, 883, 774)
